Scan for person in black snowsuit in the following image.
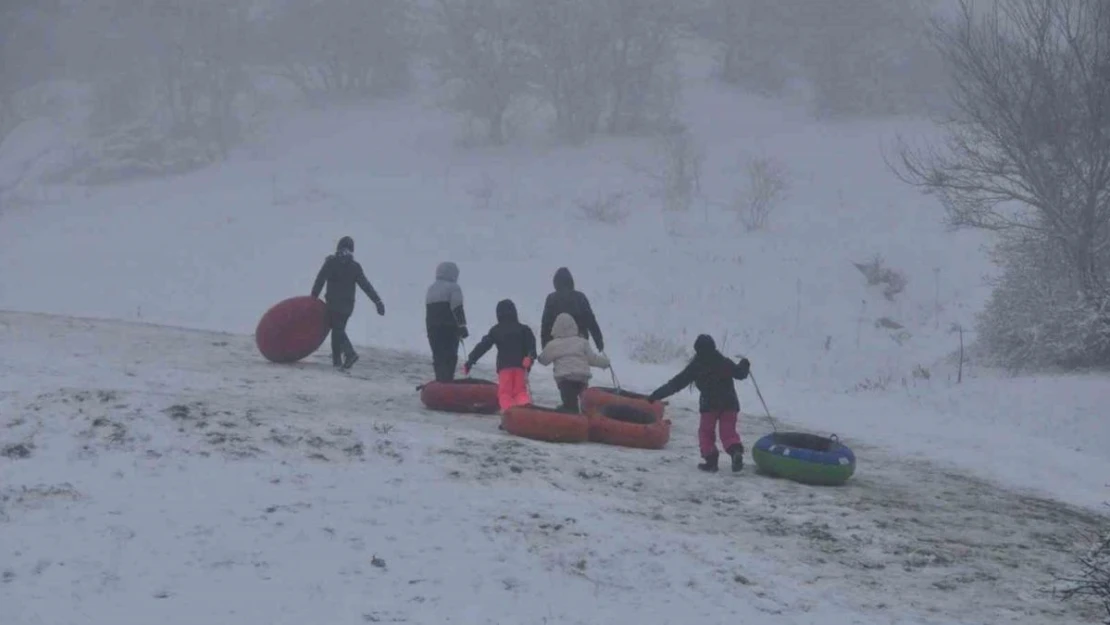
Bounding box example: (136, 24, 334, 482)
(464, 299, 537, 411)
(647, 334, 751, 473)
(425, 261, 468, 382)
(311, 236, 385, 369)
(540, 267, 604, 352)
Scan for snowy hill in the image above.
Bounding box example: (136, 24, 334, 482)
(2, 29, 1109, 624)
(1, 311, 1106, 625)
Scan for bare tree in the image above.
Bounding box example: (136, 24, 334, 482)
(521, 0, 680, 142)
(265, 0, 413, 104)
(602, 0, 680, 135)
(432, 0, 532, 145)
(892, 0, 1110, 368)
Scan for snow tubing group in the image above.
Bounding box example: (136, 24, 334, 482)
(255, 296, 329, 364)
(419, 379, 500, 414)
(751, 432, 856, 486)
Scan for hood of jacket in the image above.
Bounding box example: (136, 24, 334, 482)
(337, 236, 354, 253)
(551, 313, 579, 339)
(435, 261, 459, 282)
(496, 299, 519, 324)
(553, 267, 574, 292)
(694, 334, 716, 355)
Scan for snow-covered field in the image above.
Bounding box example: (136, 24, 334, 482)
(1, 311, 1106, 625)
(1, 43, 1108, 625)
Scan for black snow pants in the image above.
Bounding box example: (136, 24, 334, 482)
(328, 309, 355, 366)
(428, 325, 460, 382)
(556, 379, 587, 413)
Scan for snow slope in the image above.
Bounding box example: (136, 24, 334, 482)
(2, 311, 1107, 625)
(1, 64, 1107, 514)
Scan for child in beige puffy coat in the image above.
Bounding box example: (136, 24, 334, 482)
(536, 313, 611, 412)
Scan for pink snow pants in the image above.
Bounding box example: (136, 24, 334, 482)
(497, 368, 531, 411)
(699, 411, 741, 457)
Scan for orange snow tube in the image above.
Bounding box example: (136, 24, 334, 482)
(587, 404, 672, 450)
(418, 379, 500, 414)
(501, 405, 589, 443)
(580, 386, 665, 422)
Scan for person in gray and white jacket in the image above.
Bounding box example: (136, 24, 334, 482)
(425, 261, 468, 381)
(536, 313, 610, 412)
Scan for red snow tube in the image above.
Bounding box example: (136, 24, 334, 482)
(255, 296, 329, 363)
(587, 404, 671, 450)
(419, 379, 500, 414)
(580, 386, 665, 422)
(501, 405, 589, 443)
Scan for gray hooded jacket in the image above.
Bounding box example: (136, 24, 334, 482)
(425, 261, 466, 332)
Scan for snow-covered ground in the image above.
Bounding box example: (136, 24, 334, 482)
(1, 43, 1108, 625)
(2, 311, 1106, 625)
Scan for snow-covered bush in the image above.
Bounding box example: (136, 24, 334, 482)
(852, 255, 908, 302)
(262, 0, 414, 104)
(700, 0, 946, 117)
(632, 128, 704, 213)
(1057, 519, 1110, 624)
(977, 233, 1110, 372)
(431, 0, 533, 145)
(576, 191, 629, 226)
(736, 155, 790, 231)
(48, 0, 254, 184)
(628, 332, 691, 364)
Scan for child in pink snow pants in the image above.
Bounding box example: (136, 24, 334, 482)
(647, 334, 752, 473)
(463, 299, 537, 411)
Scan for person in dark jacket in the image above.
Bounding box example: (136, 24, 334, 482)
(540, 267, 603, 352)
(464, 299, 537, 411)
(425, 261, 468, 382)
(647, 334, 751, 473)
(311, 236, 385, 369)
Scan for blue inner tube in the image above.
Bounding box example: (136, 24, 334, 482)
(752, 432, 856, 485)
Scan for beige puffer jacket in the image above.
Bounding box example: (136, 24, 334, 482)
(536, 313, 610, 381)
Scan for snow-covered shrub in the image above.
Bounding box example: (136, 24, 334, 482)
(576, 191, 628, 226)
(977, 233, 1110, 372)
(431, 0, 533, 145)
(736, 155, 790, 231)
(852, 255, 908, 302)
(632, 128, 704, 212)
(699, 0, 946, 117)
(1057, 519, 1110, 624)
(262, 0, 414, 104)
(48, 0, 253, 184)
(522, 0, 681, 142)
(628, 333, 691, 364)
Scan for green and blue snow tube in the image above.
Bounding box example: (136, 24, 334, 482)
(752, 432, 856, 486)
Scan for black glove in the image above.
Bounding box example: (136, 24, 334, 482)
(375, 301, 385, 316)
(736, 358, 751, 379)
(458, 326, 469, 340)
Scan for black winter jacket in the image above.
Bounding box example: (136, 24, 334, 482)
(467, 299, 537, 372)
(540, 267, 603, 351)
(311, 251, 382, 316)
(648, 335, 750, 413)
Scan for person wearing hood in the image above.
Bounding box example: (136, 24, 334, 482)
(311, 236, 385, 369)
(425, 261, 468, 382)
(540, 267, 604, 352)
(463, 299, 537, 411)
(536, 313, 611, 412)
(647, 334, 751, 473)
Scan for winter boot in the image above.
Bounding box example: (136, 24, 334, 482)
(698, 451, 719, 473)
(342, 350, 359, 370)
(726, 443, 744, 472)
